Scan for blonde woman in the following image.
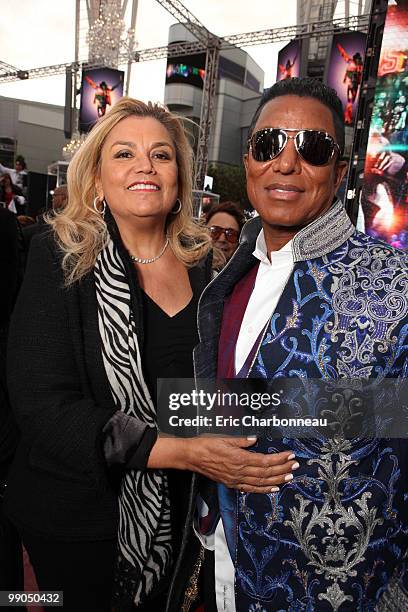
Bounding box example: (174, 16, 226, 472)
(5, 98, 295, 611)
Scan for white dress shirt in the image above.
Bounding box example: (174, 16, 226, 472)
(235, 230, 294, 373)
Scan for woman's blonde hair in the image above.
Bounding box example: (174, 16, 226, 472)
(49, 97, 211, 285)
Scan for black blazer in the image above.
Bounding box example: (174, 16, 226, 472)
(4, 227, 212, 610)
(22, 217, 48, 256)
(5, 229, 211, 539)
(5, 230, 119, 540)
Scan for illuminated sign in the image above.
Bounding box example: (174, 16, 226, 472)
(361, 0, 408, 248)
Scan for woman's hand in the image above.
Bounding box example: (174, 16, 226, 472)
(147, 436, 299, 493)
(184, 437, 298, 493)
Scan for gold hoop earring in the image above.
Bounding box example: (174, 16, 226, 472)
(93, 196, 106, 217)
(171, 198, 182, 214)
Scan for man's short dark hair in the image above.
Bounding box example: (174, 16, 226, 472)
(247, 77, 345, 156)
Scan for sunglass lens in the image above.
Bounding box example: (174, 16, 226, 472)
(209, 227, 225, 241)
(225, 229, 239, 243)
(252, 130, 286, 162)
(296, 131, 334, 165)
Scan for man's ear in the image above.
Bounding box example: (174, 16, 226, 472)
(334, 160, 348, 192)
(243, 153, 249, 175)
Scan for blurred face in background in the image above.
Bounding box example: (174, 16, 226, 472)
(1, 174, 12, 190)
(52, 186, 68, 210)
(207, 211, 240, 261)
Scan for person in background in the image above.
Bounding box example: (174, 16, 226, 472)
(16, 215, 35, 227)
(50, 184, 68, 211)
(5, 98, 296, 612)
(22, 184, 68, 254)
(0, 174, 25, 215)
(0, 156, 27, 196)
(205, 201, 245, 267)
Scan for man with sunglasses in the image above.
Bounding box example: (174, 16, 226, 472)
(205, 201, 245, 267)
(193, 78, 408, 611)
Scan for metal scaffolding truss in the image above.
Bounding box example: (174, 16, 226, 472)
(194, 42, 220, 189)
(0, 60, 28, 80)
(154, 0, 213, 44)
(0, 12, 369, 84)
(224, 13, 369, 46)
(0, 61, 20, 74)
(0, 4, 369, 188)
(155, 0, 221, 188)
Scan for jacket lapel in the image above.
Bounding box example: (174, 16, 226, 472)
(194, 217, 261, 379)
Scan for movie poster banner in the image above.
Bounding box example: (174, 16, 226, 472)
(326, 31, 366, 126)
(361, 0, 408, 248)
(79, 67, 124, 132)
(276, 39, 301, 82)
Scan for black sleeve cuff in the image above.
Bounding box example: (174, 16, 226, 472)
(103, 411, 149, 467)
(125, 426, 158, 470)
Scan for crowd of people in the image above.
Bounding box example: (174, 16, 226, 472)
(0, 157, 28, 230)
(1, 77, 408, 612)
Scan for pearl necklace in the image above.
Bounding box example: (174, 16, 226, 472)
(129, 237, 169, 264)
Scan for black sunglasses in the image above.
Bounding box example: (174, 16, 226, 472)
(208, 225, 240, 243)
(248, 128, 341, 166)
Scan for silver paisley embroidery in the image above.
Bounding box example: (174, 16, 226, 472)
(284, 439, 383, 611)
(324, 243, 408, 364)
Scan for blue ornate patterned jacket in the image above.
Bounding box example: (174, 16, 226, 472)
(194, 201, 408, 611)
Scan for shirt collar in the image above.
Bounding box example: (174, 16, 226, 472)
(243, 200, 355, 263)
(253, 230, 293, 265)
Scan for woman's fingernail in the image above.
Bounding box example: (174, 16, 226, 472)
(291, 462, 300, 470)
(247, 436, 257, 441)
(287, 453, 296, 460)
(270, 486, 280, 492)
(284, 473, 294, 482)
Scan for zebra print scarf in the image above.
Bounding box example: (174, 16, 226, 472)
(94, 237, 172, 605)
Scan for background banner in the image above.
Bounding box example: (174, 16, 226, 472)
(79, 67, 124, 132)
(276, 39, 302, 81)
(326, 31, 366, 126)
(361, 0, 408, 248)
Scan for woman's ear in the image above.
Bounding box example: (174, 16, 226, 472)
(95, 176, 104, 200)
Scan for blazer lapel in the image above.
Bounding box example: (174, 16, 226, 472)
(195, 219, 261, 379)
